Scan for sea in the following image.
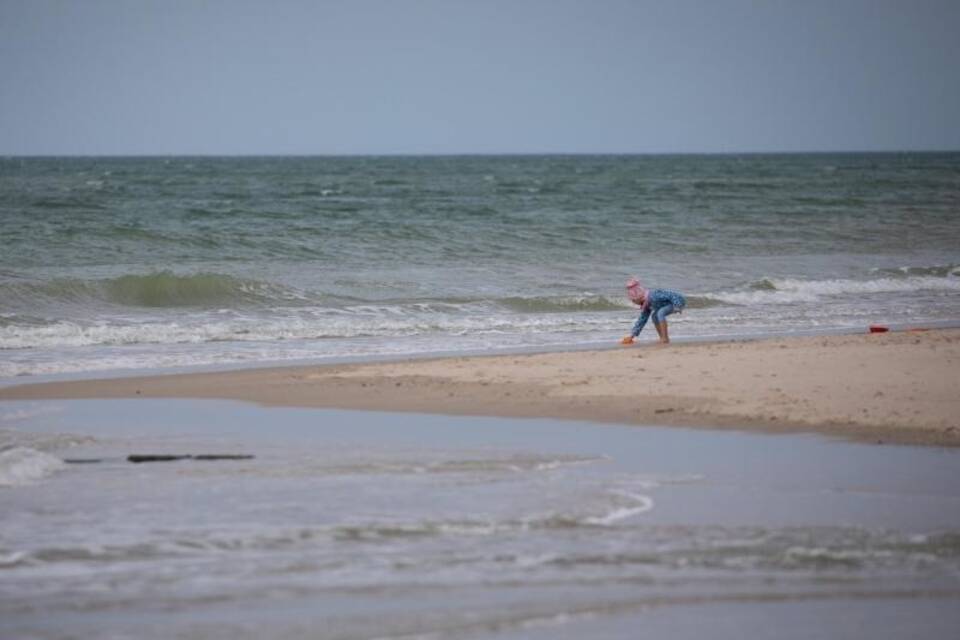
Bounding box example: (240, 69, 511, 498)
(2, 153, 959, 379)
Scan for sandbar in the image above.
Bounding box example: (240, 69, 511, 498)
(2, 329, 959, 446)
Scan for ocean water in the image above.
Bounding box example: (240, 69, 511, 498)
(2, 399, 959, 639)
(2, 153, 959, 377)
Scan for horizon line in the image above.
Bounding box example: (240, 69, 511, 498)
(3, 148, 959, 159)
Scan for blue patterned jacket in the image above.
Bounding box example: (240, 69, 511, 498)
(631, 289, 686, 337)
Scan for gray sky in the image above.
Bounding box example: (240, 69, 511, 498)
(1, 0, 958, 155)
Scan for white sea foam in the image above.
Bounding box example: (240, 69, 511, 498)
(708, 275, 960, 306)
(0, 307, 612, 351)
(583, 491, 654, 525)
(0, 446, 65, 487)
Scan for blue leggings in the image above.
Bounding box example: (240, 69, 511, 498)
(653, 304, 677, 325)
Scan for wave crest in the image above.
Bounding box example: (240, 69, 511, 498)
(709, 273, 960, 305)
(103, 272, 263, 307)
(499, 295, 627, 313)
(871, 264, 960, 278)
(0, 447, 65, 488)
(2, 272, 306, 309)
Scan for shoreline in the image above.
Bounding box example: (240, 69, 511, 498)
(12, 322, 944, 387)
(2, 329, 959, 447)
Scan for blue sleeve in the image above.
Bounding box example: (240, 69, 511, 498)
(631, 308, 651, 337)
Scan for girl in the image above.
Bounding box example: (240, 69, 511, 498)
(621, 277, 686, 345)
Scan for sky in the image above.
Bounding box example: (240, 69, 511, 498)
(1, 0, 958, 155)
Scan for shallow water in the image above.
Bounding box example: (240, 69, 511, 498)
(2, 399, 960, 639)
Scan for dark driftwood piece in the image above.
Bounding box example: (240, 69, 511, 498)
(62, 454, 255, 464)
(127, 454, 255, 463)
(127, 455, 192, 463)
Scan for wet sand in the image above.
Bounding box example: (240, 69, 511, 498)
(2, 329, 959, 446)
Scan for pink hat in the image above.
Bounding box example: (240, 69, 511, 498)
(625, 277, 647, 304)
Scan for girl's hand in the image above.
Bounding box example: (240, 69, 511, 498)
(620, 336, 635, 345)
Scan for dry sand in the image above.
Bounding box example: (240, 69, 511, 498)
(3, 329, 960, 446)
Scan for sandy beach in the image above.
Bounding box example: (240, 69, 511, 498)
(4, 328, 959, 447)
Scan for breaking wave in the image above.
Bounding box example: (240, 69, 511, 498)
(708, 273, 960, 306)
(6, 521, 958, 576)
(102, 272, 283, 307)
(498, 295, 627, 313)
(0, 272, 313, 309)
(871, 264, 960, 278)
(0, 447, 65, 488)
